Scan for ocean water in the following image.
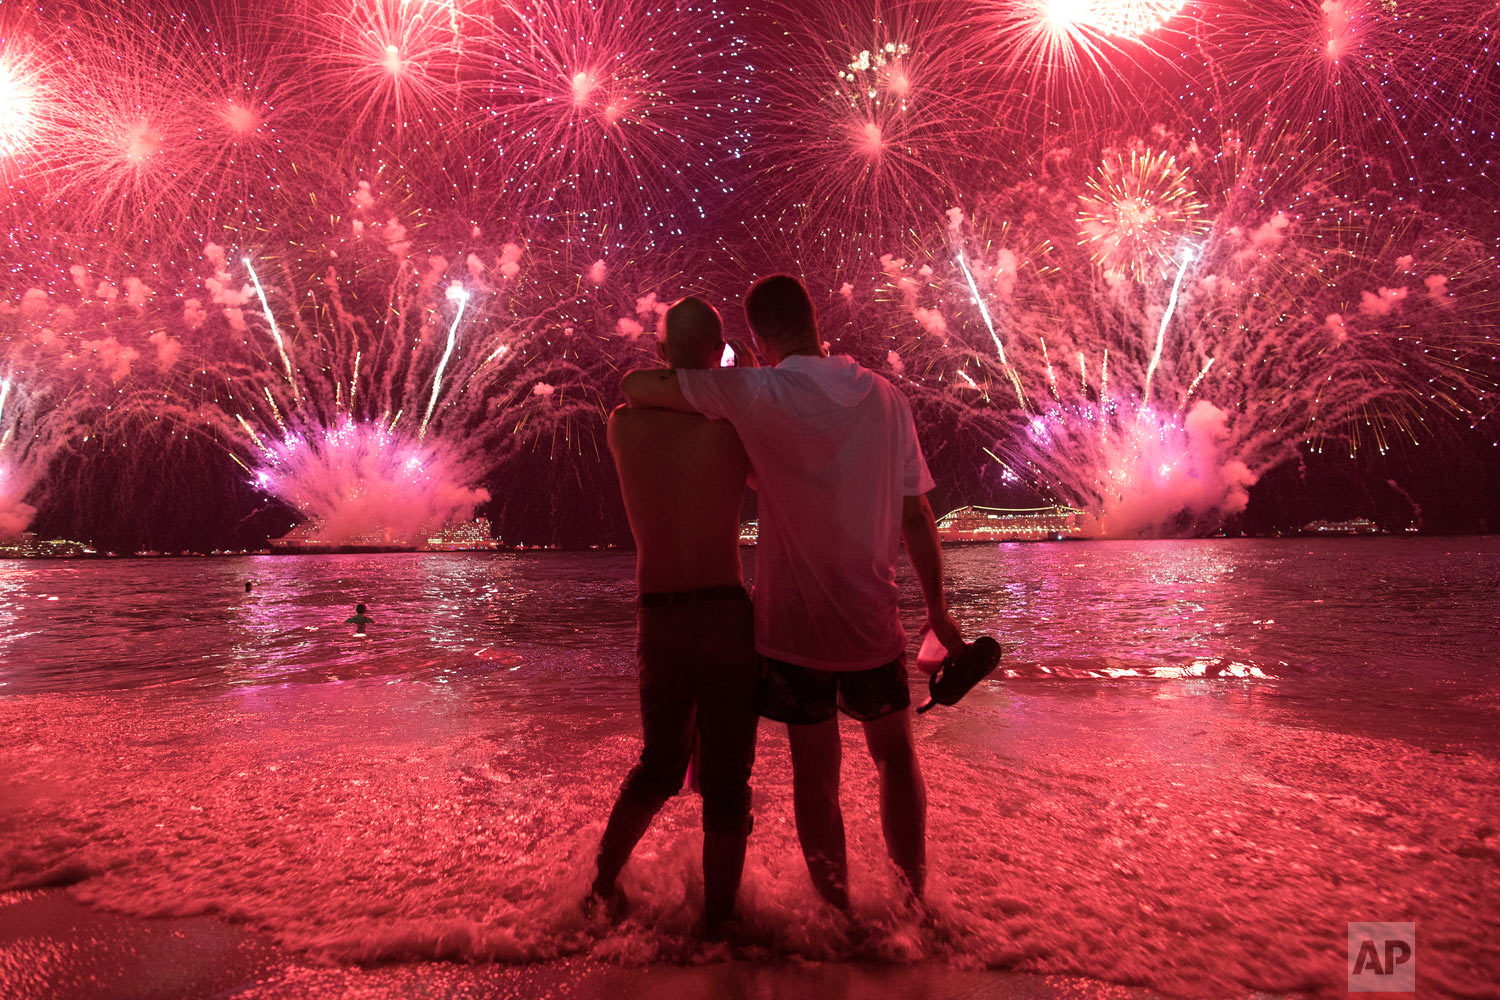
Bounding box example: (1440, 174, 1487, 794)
(1, 539, 1497, 997)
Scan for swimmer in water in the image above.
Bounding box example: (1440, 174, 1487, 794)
(345, 603, 373, 634)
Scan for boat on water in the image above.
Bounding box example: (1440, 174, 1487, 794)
(0, 533, 97, 558)
(936, 504, 1086, 543)
(269, 517, 503, 554)
(1299, 517, 1385, 536)
(735, 505, 1087, 546)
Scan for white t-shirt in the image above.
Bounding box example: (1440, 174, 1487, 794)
(678, 354, 935, 671)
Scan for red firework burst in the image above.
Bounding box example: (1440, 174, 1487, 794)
(1077, 147, 1208, 282)
(972, 0, 1194, 132)
(746, 0, 997, 273)
(0, 5, 69, 193)
(301, 0, 472, 143)
(469, 0, 753, 244)
(1196, 0, 1481, 177)
(18, 2, 317, 255)
(0, 43, 41, 162)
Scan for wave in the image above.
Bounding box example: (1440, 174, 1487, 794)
(4, 681, 1497, 997)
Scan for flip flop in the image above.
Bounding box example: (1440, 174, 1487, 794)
(916, 635, 1003, 713)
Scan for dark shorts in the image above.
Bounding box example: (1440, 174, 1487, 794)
(760, 655, 911, 725)
(617, 588, 759, 836)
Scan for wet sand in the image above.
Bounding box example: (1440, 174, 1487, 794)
(1, 890, 1165, 1000)
(4, 545, 1498, 997)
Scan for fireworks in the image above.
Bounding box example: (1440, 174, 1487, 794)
(852, 134, 1496, 535)
(748, 0, 994, 271)
(306, 0, 470, 139)
(0, 49, 39, 161)
(0, 2, 59, 186)
(473, 0, 753, 242)
(1051, 1, 1187, 40)
(0, 375, 41, 537)
(1195, 0, 1486, 183)
(0, 370, 86, 539)
(975, 0, 1193, 132)
(247, 419, 488, 546)
(1, 3, 307, 257)
(1013, 0, 1189, 50)
(1077, 149, 1207, 282)
(0, 0, 1493, 543)
(148, 183, 677, 543)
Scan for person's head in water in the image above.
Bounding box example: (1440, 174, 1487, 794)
(355, 603, 366, 615)
(656, 296, 724, 370)
(744, 274, 820, 363)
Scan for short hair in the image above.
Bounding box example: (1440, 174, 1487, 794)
(355, 603, 366, 614)
(661, 296, 724, 369)
(744, 274, 817, 350)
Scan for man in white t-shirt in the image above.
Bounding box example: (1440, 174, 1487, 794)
(621, 274, 964, 911)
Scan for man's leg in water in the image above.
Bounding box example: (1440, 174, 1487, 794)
(692, 598, 759, 929)
(787, 719, 849, 911)
(860, 706, 926, 901)
(592, 610, 695, 904)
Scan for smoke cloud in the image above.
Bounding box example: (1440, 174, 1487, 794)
(0, 482, 38, 539)
(258, 421, 490, 545)
(1093, 402, 1258, 537)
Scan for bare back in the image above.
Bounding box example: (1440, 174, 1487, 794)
(608, 405, 749, 593)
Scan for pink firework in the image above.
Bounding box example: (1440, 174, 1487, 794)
(185, 2, 328, 224)
(471, 0, 752, 243)
(747, 0, 995, 272)
(302, 0, 471, 143)
(0, 373, 48, 538)
(973, 0, 1193, 130)
(0, 5, 70, 196)
(1437, 0, 1500, 186)
(0, 259, 191, 536)
(0, 41, 41, 162)
(43, 6, 215, 235)
(1051, 0, 1187, 38)
(1195, 0, 1481, 175)
(1077, 147, 1208, 282)
(0, 253, 191, 426)
(25, 2, 313, 254)
(248, 418, 491, 545)
(0, 364, 110, 540)
(122, 174, 687, 541)
(850, 133, 1497, 534)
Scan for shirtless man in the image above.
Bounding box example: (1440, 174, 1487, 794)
(589, 296, 759, 932)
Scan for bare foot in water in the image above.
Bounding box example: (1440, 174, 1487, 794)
(700, 911, 774, 947)
(583, 885, 630, 924)
(699, 913, 742, 944)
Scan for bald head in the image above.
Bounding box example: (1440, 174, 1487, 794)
(660, 296, 724, 369)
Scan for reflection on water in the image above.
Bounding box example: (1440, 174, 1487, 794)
(1, 539, 1497, 997)
(1, 538, 1497, 694)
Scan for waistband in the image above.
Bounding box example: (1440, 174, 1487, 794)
(638, 584, 749, 608)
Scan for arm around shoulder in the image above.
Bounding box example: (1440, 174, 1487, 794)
(620, 368, 697, 412)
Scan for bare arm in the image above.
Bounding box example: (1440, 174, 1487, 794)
(902, 493, 965, 656)
(620, 368, 697, 412)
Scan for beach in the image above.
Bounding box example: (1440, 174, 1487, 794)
(2, 540, 1497, 998)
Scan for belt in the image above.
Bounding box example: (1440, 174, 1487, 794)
(638, 585, 749, 608)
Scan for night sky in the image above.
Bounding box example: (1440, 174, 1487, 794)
(4, 0, 1498, 550)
